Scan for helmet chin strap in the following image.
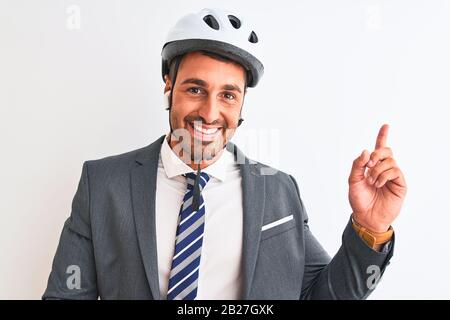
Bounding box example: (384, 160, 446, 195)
(176, 104, 245, 211)
(192, 110, 243, 211)
(192, 163, 202, 211)
(222, 114, 244, 150)
(223, 82, 246, 149)
(167, 56, 183, 134)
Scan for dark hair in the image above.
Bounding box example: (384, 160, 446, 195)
(167, 51, 248, 94)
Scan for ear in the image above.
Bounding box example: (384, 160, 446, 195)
(164, 75, 172, 94)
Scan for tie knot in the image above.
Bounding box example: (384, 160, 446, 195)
(184, 172, 210, 190)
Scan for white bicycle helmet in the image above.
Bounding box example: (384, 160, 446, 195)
(161, 8, 264, 87)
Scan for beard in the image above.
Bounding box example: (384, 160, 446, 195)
(169, 124, 233, 166)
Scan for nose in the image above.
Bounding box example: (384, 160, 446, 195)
(198, 95, 220, 124)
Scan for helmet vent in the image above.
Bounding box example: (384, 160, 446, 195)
(203, 14, 220, 30)
(248, 31, 258, 43)
(228, 15, 241, 29)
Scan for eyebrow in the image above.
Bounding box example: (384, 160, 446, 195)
(180, 78, 242, 94)
(222, 84, 242, 94)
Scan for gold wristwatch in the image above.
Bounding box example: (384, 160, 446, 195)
(351, 217, 394, 249)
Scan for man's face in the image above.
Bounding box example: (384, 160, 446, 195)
(165, 51, 246, 164)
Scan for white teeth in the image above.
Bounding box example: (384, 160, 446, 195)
(193, 123, 219, 135)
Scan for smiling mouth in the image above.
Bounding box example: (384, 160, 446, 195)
(188, 121, 222, 142)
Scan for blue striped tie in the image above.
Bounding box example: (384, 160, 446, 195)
(167, 171, 210, 300)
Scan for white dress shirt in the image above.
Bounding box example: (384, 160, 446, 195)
(155, 134, 244, 299)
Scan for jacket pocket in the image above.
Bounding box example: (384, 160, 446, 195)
(261, 215, 296, 241)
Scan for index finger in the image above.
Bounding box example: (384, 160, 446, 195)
(375, 124, 390, 149)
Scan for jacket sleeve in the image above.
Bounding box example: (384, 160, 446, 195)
(289, 175, 394, 300)
(42, 162, 98, 299)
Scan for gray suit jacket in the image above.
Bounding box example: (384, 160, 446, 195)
(43, 135, 394, 300)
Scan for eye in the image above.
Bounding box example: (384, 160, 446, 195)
(188, 87, 203, 95)
(223, 92, 236, 100)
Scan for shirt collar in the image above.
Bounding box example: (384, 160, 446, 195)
(160, 134, 231, 182)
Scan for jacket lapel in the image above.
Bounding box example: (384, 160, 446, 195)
(131, 135, 165, 300)
(226, 142, 266, 299)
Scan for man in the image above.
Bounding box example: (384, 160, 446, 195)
(43, 8, 407, 300)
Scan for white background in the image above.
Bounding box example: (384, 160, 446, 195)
(1, 0, 449, 299)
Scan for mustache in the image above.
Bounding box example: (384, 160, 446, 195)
(184, 115, 227, 128)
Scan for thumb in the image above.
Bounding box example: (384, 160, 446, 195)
(348, 150, 370, 184)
